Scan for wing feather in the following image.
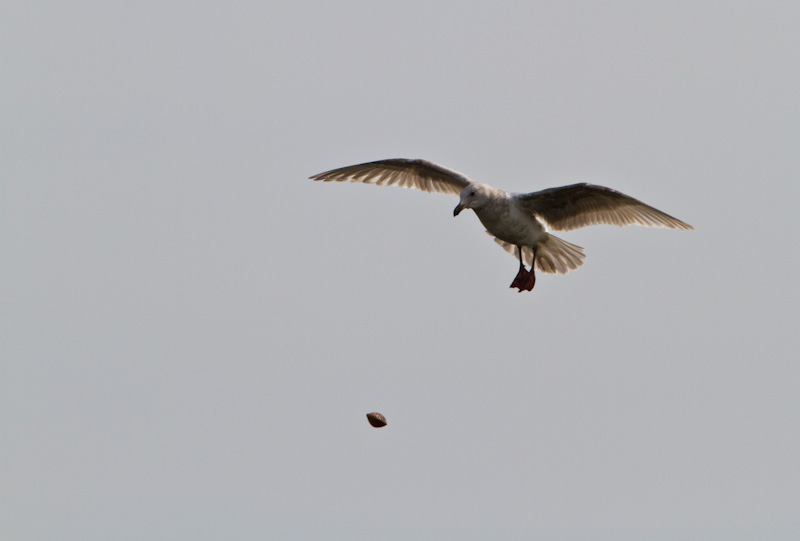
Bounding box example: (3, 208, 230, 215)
(515, 183, 693, 231)
(310, 158, 471, 196)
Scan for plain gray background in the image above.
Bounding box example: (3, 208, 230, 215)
(3, 1, 799, 539)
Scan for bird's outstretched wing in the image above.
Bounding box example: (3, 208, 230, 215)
(310, 159, 471, 196)
(515, 183, 693, 232)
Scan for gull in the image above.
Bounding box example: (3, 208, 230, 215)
(310, 159, 693, 292)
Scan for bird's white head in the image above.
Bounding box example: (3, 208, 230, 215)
(453, 183, 492, 216)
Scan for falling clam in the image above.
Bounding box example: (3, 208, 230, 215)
(366, 412, 387, 428)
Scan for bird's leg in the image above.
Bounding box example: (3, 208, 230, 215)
(510, 246, 535, 292)
(527, 247, 537, 290)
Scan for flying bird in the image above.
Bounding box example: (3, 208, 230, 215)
(310, 159, 692, 292)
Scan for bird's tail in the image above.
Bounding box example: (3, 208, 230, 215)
(535, 234, 585, 274)
(492, 233, 585, 274)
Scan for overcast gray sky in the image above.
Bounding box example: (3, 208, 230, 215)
(3, 1, 800, 539)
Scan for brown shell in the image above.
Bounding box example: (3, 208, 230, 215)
(366, 412, 387, 428)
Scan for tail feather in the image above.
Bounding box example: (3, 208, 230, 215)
(491, 233, 586, 274)
(535, 235, 585, 274)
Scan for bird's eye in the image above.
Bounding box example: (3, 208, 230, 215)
(469, 190, 476, 197)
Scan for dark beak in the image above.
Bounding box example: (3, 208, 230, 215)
(453, 203, 464, 216)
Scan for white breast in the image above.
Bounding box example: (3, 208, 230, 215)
(474, 200, 548, 247)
